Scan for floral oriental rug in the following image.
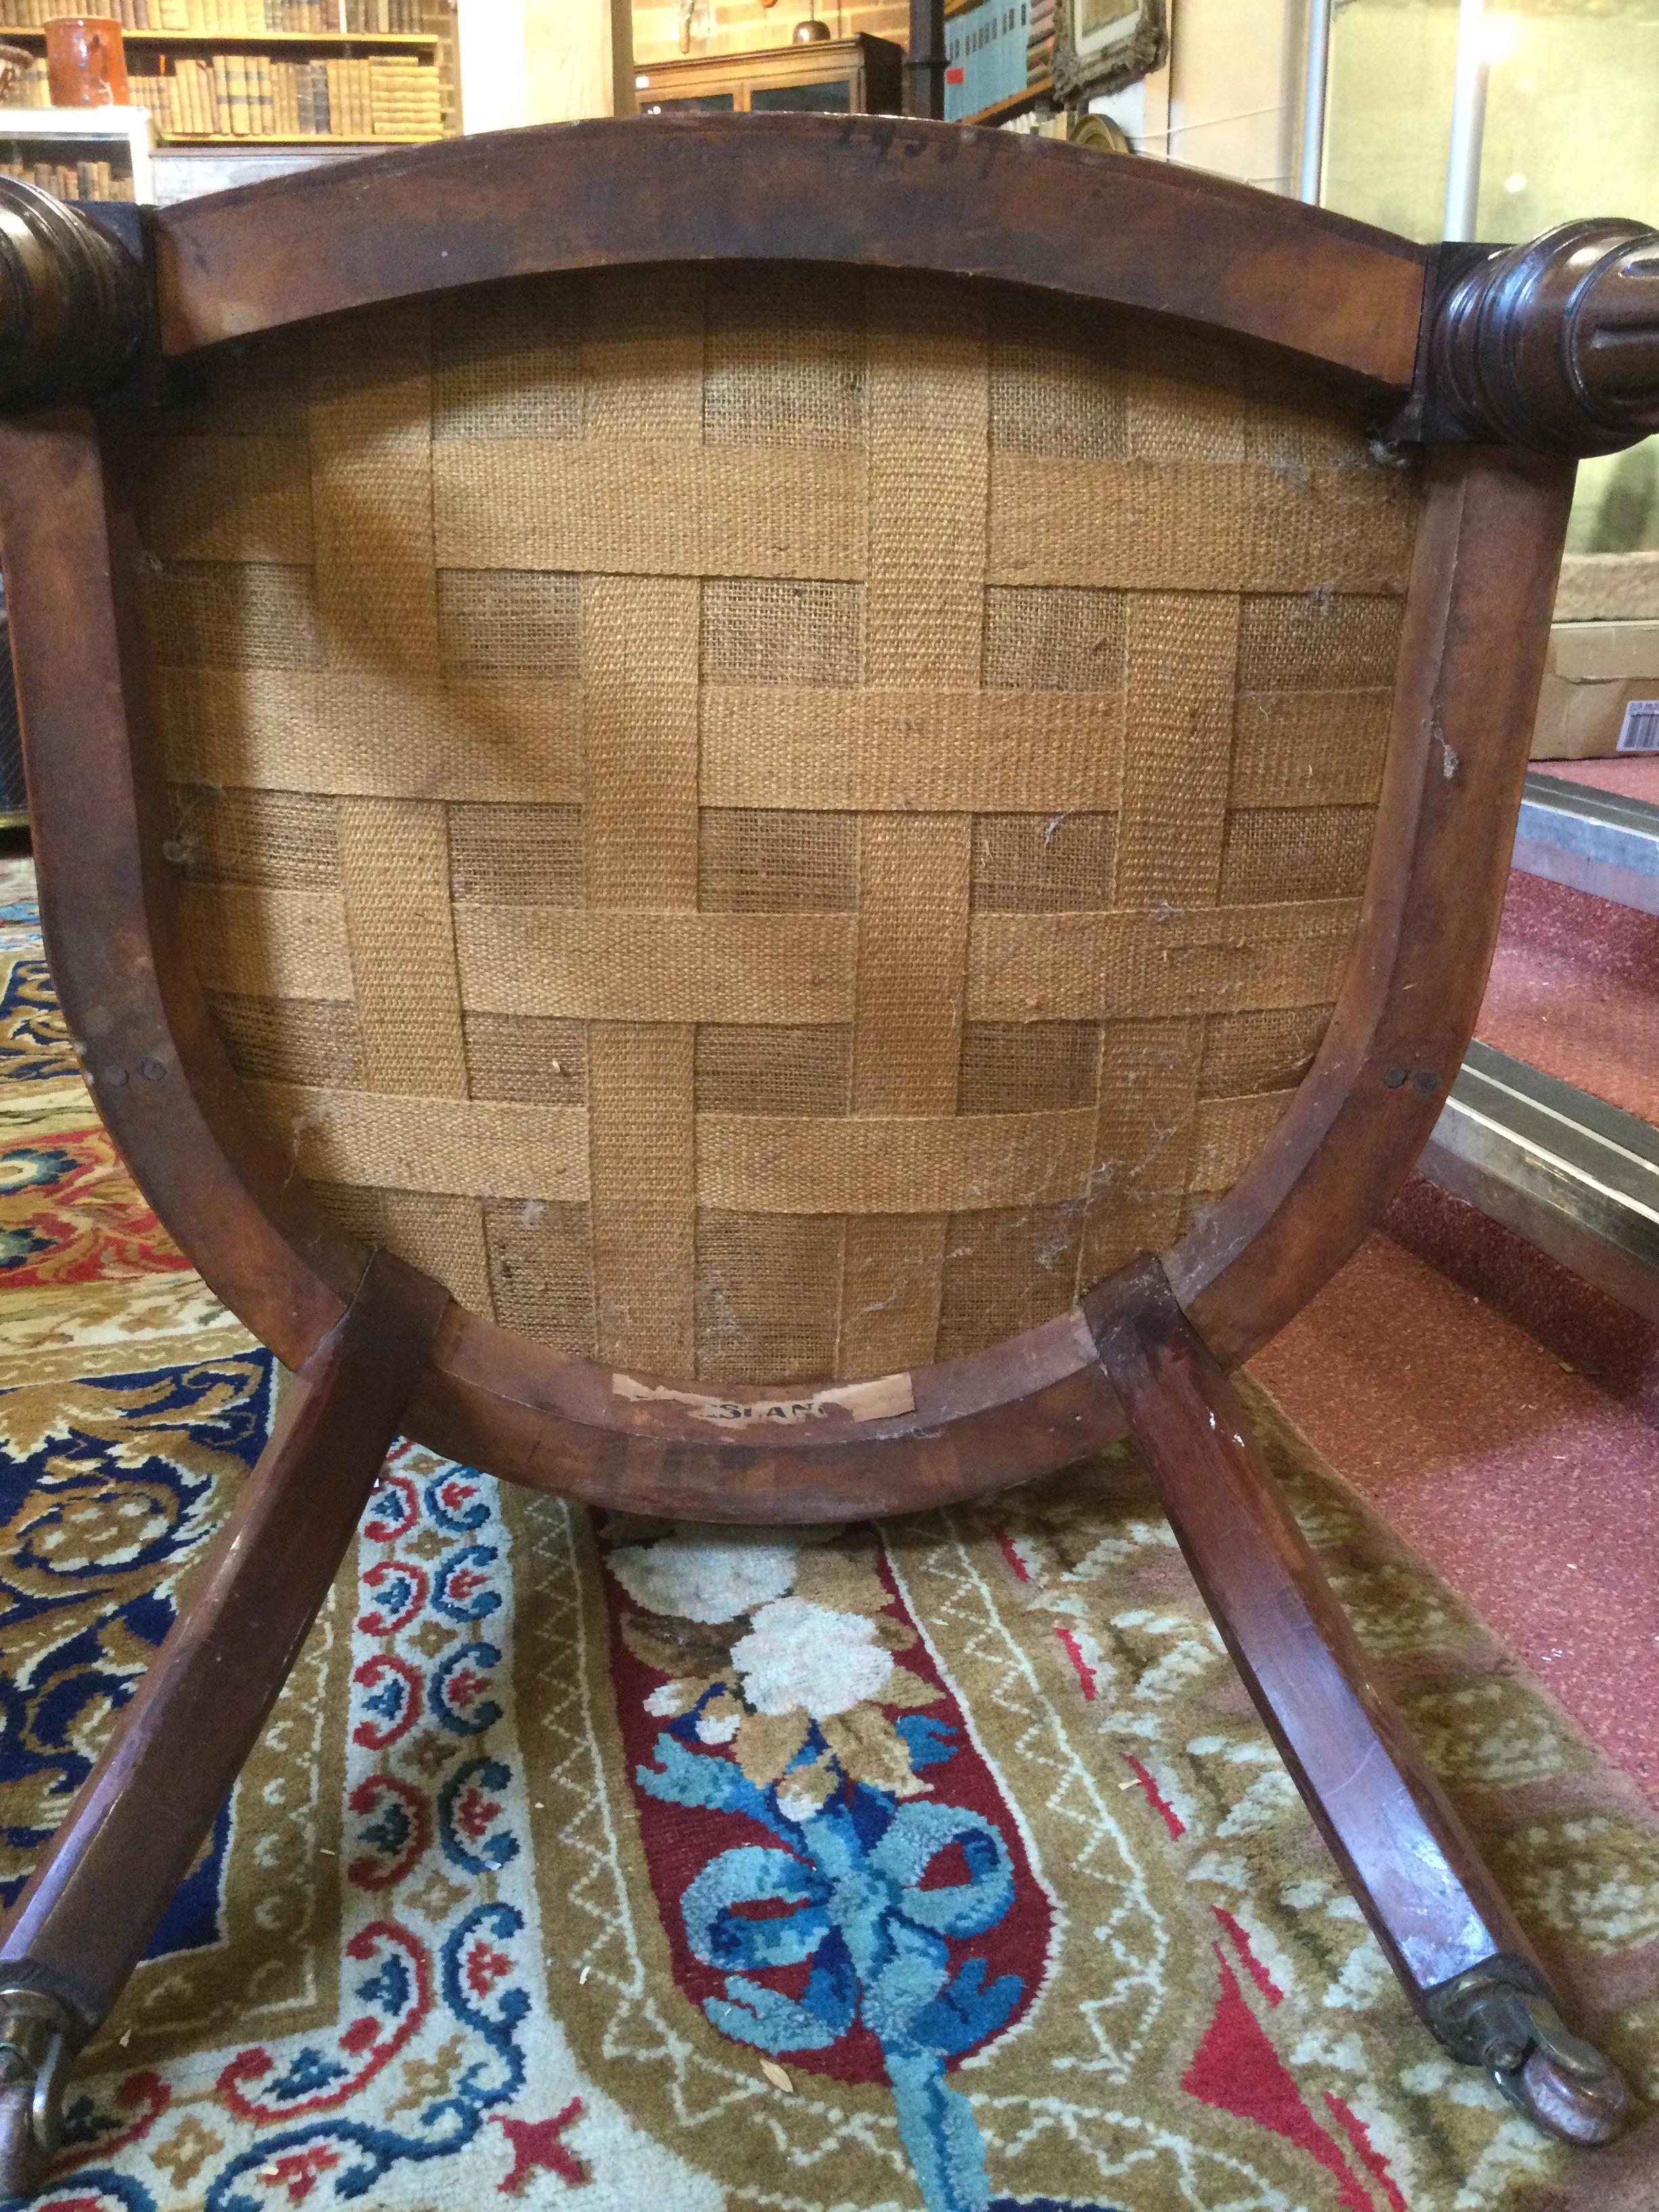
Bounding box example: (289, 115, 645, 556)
(1, 893, 1656, 2212)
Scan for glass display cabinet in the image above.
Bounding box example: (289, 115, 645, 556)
(1323, 0, 1659, 598)
(634, 33, 903, 117)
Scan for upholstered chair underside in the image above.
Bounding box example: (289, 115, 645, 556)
(131, 265, 1422, 1383)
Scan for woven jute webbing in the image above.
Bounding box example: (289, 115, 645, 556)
(132, 266, 1423, 1384)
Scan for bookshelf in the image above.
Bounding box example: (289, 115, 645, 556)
(0, 105, 153, 201)
(153, 132, 437, 143)
(0, 26, 436, 46)
(0, 26, 436, 45)
(0, 5, 451, 146)
(0, 28, 438, 44)
(0, 3, 428, 26)
(967, 76, 1054, 125)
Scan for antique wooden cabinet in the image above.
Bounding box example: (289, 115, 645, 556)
(634, 33, 902, 117)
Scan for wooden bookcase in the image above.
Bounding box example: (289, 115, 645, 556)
(0, 103, 153, 201)
(634, 35, 903, 118)
(0, 6, 452, 146)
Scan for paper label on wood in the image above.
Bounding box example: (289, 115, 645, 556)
(611, 1370, 916, 1427)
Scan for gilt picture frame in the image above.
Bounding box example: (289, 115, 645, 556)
(1051, 0, 1167, 103)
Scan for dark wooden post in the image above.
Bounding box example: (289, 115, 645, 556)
(905, 0, 945, 119)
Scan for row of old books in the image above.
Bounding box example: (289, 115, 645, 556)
(1, 54, 49, 102)
(1028, 0, 1053, 85)
(943, 0, 1029, 121)
(3, 0, 424, 28)
(128, 52, 441, 135)
(0, 157, 136, 198)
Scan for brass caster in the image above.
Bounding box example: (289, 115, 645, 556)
(0, 2074, 41, 2203)
(1425, 1956, 1630, 2148)
(1492, 2010, 1630, 2147)
(0, 1986, 75, 2199)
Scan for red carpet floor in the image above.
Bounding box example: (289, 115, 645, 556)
(1414, 841, 1659, 1803)
(1252, 1187, 1659, 1806)
(1534, 753, 1659, 802)
(1475, 869, 1659, 1124)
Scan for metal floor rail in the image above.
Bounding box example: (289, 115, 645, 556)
(1423, 1040, 1659, 1322)
(1513, 768, 1659, 918)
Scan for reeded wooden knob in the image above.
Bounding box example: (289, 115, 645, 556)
(0, 178, 144, 413)
(1432, 219, 1659, 456)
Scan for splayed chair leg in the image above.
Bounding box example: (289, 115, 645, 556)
(1090, 1256, 1628, 2150)
(0, 1252, 448, 2196)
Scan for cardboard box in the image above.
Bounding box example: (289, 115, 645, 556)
(1555, 552, 1659, 622)
(1531, 618, 1659, 759)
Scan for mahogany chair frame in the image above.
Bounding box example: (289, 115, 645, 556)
(1, 117, 1656, 2195)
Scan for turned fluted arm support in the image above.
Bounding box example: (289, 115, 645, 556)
(0, 178, 145, 413)
(1422, 218, 1659, 456)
